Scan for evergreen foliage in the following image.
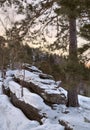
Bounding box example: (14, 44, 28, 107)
(80, 24, 90, 41)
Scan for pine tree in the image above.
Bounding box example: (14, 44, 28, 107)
(55, 0, 90, 107)
(38, 0, 90, 107)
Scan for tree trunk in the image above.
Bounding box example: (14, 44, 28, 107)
(1, 48, 5, 80)
(66, 84, 79, 107)
(67, 17, 79, 107)
(69, 17, 77, 61)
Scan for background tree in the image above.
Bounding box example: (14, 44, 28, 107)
(0, 36, 6, 78)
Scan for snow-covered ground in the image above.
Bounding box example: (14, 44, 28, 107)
(0, 67, 90, 130)
(0, 80, 64, 130)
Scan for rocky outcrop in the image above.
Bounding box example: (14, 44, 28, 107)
(42, 92, 66, 104)
(14, 77, 66, 104)
(10, 92, 43, 124)
(2, 85, 43, 124)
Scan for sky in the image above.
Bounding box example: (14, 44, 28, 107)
(0, 2, 26, 36)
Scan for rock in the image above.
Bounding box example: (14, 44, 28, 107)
(42, 92, 66, 104)
(64, 126, 73, 130)
(84, 117, 90, 123)
(2, 85, 10, 97)
(3, 83, 43, 124)
(14, 77, 66, 104)
(23, 65, 42, 73)
(14, 67, 66, 105)
(59, 120, 73, 130)
(10, 91, 43, 124)
(39, 73, 54, 80)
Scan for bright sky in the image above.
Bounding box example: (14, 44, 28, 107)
(0, 3, 26, 36)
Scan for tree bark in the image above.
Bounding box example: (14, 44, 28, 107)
(69, 17, 77, 61)
(67, 17, 79, 107)
(66, 86, 79, 107)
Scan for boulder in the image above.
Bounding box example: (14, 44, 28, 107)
(2, 84, 43, 124)
(42, 92, 66, 104)
(23, 65, 42, 73)
(59, 120, 73, 130)
(14, 77, 66, 104)
(39, 73, 54, 80)
(10, 91, 43, 124)
(2, 85, 10, 97)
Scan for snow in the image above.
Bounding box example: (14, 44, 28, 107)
(59, 106, 90, 130)
(0, 80, 64, 130)
(0, 67, 90, 130)
(0, 95, 39, 130)
(6, 70, 15, 77)
(79, 95, 90, 109)
(29, 66, 42, 73)
(9, 80, 49, 111)
(0, 82, 3, 94)
(3, 77, 13, 89)
(14, 69, 67, 96)
(31, 121, 64, 130)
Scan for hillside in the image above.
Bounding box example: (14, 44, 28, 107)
(0, 65, 90, 130)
